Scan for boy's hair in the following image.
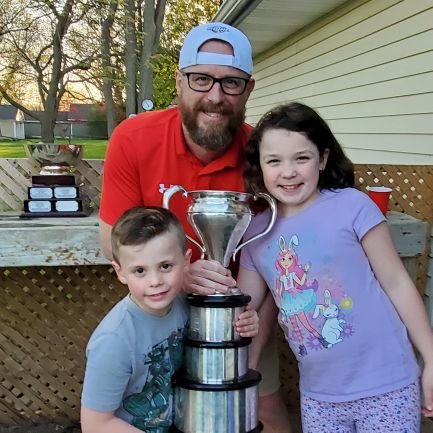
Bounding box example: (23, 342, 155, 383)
(111, 206, 186, 264)
(244, 102, 355, 195)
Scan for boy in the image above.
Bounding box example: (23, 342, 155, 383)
(81, 206, 258, 433)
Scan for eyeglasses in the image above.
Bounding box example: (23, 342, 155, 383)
(182, 72, 250, 96)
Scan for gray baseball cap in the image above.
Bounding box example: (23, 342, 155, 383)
(179, 22, 253, 75)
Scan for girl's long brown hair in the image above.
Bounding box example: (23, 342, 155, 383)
(244, 102, 355, 196)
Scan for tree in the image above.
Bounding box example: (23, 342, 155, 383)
(152, 0, 222, 109)
(0, 0, 223, 141)
(94, 0, 168, 126)
(136, 0, 166, 113)
(0, 0, 29, 41)
(100, 0, 120, 137)
(122, 0, 167, 116)
(102, 0, 221, 117)
(0, 0, 97, 142)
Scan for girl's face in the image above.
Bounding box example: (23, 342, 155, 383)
(259, 128, 328, 216)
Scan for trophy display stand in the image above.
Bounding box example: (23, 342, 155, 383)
(21, 173, 91, 218)
(20, 143, 91, 218)
(164, 186, 277, 433)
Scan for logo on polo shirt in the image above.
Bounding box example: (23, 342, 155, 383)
(158, 184, 176, 194)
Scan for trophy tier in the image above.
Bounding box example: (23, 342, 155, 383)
(172, 293, 263, 433)
(20, 174, 91, 218)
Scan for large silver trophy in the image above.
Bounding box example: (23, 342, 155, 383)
(163, 186, 277, 433)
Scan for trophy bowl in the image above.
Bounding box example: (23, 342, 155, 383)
(23, 143, 84, 175)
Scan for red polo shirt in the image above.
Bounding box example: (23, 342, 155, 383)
(100, 107, 252, 261)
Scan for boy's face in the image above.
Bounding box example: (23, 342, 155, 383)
(112, 229, 191, 317)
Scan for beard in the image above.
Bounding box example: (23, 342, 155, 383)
(178, 98, 245, 153)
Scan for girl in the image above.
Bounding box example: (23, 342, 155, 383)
(238, 102, 433, 432)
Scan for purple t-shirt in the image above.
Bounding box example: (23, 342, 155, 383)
(240, 188, 419, 402)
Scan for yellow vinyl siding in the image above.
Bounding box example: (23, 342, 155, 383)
(246, 0, 433, 164)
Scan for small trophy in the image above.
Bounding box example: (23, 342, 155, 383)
(164, 186, 276, 433)
(20, 143, 91, 218)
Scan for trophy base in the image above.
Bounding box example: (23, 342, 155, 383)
(20, 209, 92, 219)
(170, 423, 263, 433)
(22, 173, 91, 218)
(20, 198, 92, 218)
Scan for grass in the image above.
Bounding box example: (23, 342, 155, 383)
(0, 138, 108, 159)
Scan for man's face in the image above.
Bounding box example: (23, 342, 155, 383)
(176, 41, 255, 153)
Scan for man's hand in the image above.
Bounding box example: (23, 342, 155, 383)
(184, 259, 236, 295)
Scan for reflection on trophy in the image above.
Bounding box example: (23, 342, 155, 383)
(21, 143, 90, 218)
(163, 186, 277, 433)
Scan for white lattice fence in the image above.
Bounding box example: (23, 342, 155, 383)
(0, 159, 103, 212)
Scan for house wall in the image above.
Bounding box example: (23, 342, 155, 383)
(0, 120, 18, 139)
(246, 0, 433, 164)
(24, 121, 107, 139)
(15, 121, 25, 139)
(25, 122, 71, 139)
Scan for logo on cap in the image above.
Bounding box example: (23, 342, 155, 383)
(208, 25, 229, 34)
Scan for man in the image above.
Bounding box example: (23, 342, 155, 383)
(99, 22, 292, 433)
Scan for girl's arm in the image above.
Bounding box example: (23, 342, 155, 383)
(362, 221, 433, 414)
(237, 267, 276, 369)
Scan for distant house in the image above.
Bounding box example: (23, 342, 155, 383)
(24, 104, 108, 139)
(68, 103, 108, 139)
(0, 105, 25, 139)
(24, 111, 70, 139)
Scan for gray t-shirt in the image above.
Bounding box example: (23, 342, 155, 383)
(81, 294, 188, 432)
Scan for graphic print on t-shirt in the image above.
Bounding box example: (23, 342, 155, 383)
(274, 234, 354, 358)
(122, 329, 184, 432)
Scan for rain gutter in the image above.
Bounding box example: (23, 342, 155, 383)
(213, 0, 264, 26)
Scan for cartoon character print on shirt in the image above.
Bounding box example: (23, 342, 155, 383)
(275, 235, 326, 357)
(275, 235, 354, 357)
(313, 289, 346, 348)
(123, 329, 184, 433)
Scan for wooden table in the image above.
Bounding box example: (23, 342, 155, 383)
(0, 210, 427, 276)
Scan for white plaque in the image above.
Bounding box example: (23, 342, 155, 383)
(54, 187, 77, 199)
(29, 201, 52, 212)
(29, 187, 53, 199)
(56, 200, 79, 212)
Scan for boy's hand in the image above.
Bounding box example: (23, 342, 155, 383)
(422, 362, 433, 417)
(235, 306, 259, 337)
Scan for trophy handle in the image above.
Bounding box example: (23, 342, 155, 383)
(232, 192, 277, 261)
(162, 185, 206, 258)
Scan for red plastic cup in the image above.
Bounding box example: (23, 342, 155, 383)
(367, 186, 392, 215)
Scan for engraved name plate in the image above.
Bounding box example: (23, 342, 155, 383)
(29, 187, 53, 199)
(56, 200, 79, 212)
(28, 201, 52, 213)
(54, 186, 78, 199)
